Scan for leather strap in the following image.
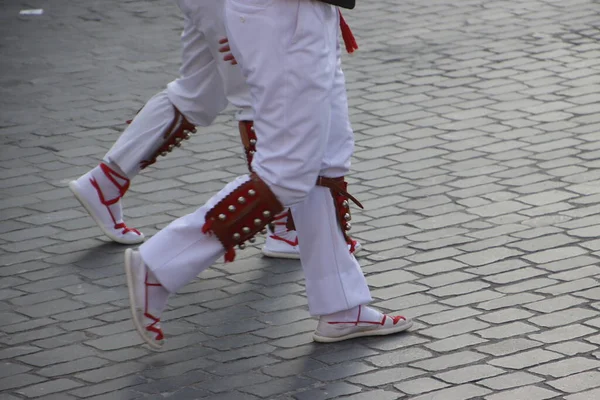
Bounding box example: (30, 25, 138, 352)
(316, 176, 363, 209)
(203, 173, 284, 261)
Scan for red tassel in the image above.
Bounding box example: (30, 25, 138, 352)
(202, 219, 213, 234)
(349, 240, 356, 254)
(339, 10, 358, 54)
(224, 248, 236, 263)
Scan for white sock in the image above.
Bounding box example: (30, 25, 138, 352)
(84, 162, 129, 202)
(144, 267, 169, 317)
(321, 305, 383, 323)
(270, 210, 293, 236)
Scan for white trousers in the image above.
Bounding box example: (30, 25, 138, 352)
(141, 0, 372, 315)
(104, 0, 252, 178)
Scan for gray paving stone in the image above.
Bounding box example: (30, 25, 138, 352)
(477, 339, 542, 357)
(410, 351, 486, 372)
(528, 308, 597, 328)
(530, 356, 600, 378)
(409, 383, 491, 400)
(15, 378, 83, 398)
(17, 344, 96, 367)
(435, 364, 505, 384)
(0, 374, 47, 392)
(425, 333, 488, 353)
(395, 377, 450, 396)
(332, 389, 402, 400)
(479, 371, 544, 391)
(489, 349, 563, 369)
(348, 366, 424, 387)
(484, 385, 560, 400)
(477, 322, 539, 339)
(548, 371, 600, 394)
(293, 382, 362, 400)
(530, 324, 596, 344)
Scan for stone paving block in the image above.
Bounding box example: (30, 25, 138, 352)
(477, 338, 542, 357)
(15, 378, 83, 398)
(241, 376, 318, 398)
(548, 371, 600, 394)
(366, 347, 433, 367)
(410, 351, 486, 372)
(547, 341, 597, 356)
(293, 382, 363, 400)
(348, 366, 424, 387)
(484, 385, 560, 400)
(425, 333, 488, 353)
(37, 356, 110, 378)
(530, 324, 596, 344)
(68, 375, 147, 398)
(17, 344, 96, 367)
(429, 281, 490, 297)
(0, 362, 31, 379)
(478, 308, 534, 324)
(441, 289, 505, 307)
(524, 294, 587, 313)
(483, 267, 547, 284)
(0, 373, 47, 392)
(530, 356, 600, 378)
(409, 383, 491, 400)
(395, 377, 450, 396)
(477, 321, 539, 339)
(435, 364, 505, 385)
(489, 348, 563, 369)
(528, 308, 597, 328)
(536, 278, 599, 296)
(497, 278, 560, 294)
(455, 247, 523, 267)
(304, 361, 376, 381)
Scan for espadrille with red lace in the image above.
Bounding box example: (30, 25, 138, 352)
(69, 163, 144, 244)
(313, 305, 412, 343)
(124, 249, 169, 350)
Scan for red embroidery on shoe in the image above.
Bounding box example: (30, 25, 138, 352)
(355, 305, 362, 326)
(268, 234, 298, 247)
(327, 311, 405, 326)
(99, 163, 130, 198)
(268, 212, 297, 245)
(89, 163, 140, 237)
(272, 211, 289, 222)
(144, 271, 164, 341)
(114, 223, 140, 235)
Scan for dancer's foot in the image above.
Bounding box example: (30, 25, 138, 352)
(124, 249, 169, 349)
(69, 163, 144, 244)
(313, 305, 412, 343)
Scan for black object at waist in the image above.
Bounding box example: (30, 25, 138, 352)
(319, 0, 355, 10)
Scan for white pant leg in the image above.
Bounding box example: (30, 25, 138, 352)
(224, 0, 337, 207)
(105, 12, 230, 178)
(320, 44, 354, 178)
(225, 0, 372, 315)
(104, 90, 174, 178)
(166, 11, 230, 126)
(140, 175, 250, 293)
(177, 0, 253, 121)
(292, 186, 372, 316)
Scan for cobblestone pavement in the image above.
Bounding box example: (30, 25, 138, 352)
(2, 0, 600, 398)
